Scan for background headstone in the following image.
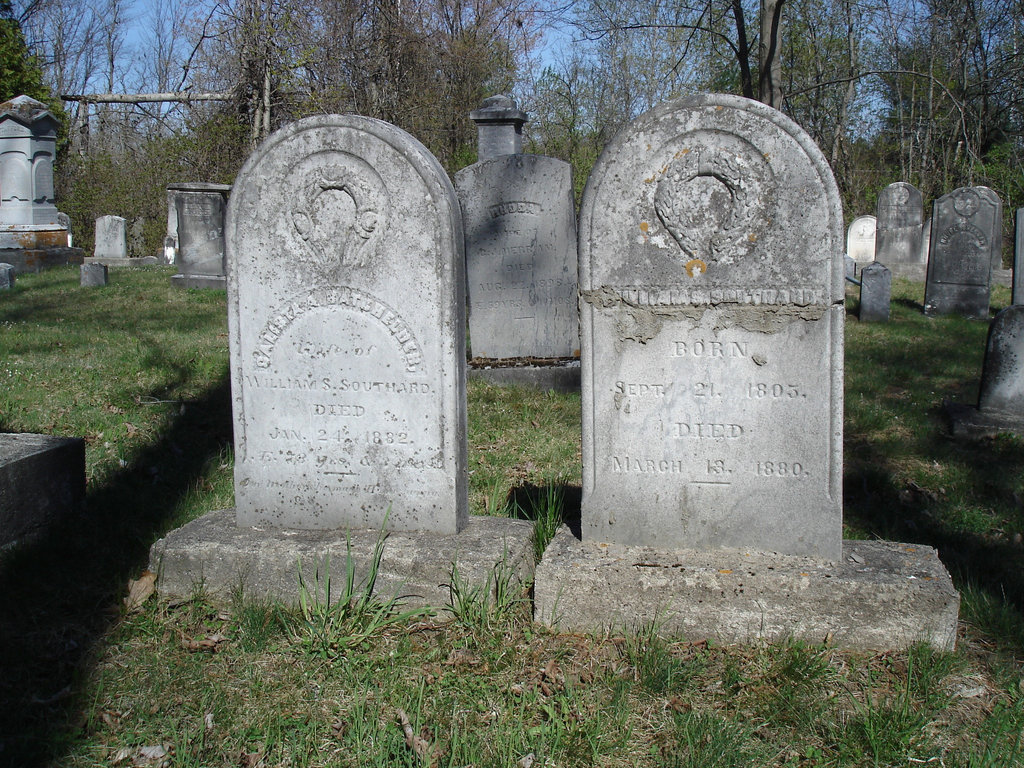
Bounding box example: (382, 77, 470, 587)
(456, 154, 578, 359)
(844, 254, 856, 280)
(578, 93, 844, 561)
(1014, 208, 1023, 305)
(920, 216, 932, 266)
(228, 114, 467, 534)
(950, 305, 1024, 438)
(978, 306, 1024, 418)
(875, 182, 924, 279)
(0, 263, 14, 289)
(169, 183, 231, 289)
(859, 262, 891, 322)
(846, 215, 876, 268)
(924, 186, 1000, 319)
(469, 95, 527, 162)
(80, 262, 108, 286)
(93, 215, 127, 260)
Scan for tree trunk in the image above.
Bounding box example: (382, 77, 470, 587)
(758, 0, 785, 108)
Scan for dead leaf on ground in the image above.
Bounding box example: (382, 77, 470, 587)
(396, 708, 435, 764)
(182, 632, 228, 653)
(238, 744, 265, 767)
(111, 744, 172, 767)
(125, 422, 139, 435)
(124, 570, 157, 613)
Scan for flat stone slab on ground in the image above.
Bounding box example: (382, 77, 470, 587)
(534, 526, 959, 651)
(150, 509, 535, 610)
(170, 273, 226, 290)
(0, 433, 85, 554)
(468, 362, 580, 392)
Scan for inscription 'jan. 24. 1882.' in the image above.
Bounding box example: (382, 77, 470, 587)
(580, 94, 844, 561)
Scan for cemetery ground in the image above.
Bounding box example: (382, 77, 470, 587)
(0, 267, 1023, 768)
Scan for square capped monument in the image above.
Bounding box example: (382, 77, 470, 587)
(579, 93, 844, 561)
(924, 186, 1001, 319)
(227, 115, 468, 534)
(456, 154, 578, 359)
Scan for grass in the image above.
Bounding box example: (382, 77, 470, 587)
(0, 266, 1023, 766)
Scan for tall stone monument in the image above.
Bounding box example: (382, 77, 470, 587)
(846, 215, 876, 270)
(875, 182, 924, 280)
(950, 305, 1024, 438)
(923, 186, 1001, 319)
(534, 94, 959, 651)
(151, 115, 533, 608)
(468, 95, 527, 162)
(456, 96, 579, 390)
(168, 183, 231, 289)
(0, 95, 83, 273)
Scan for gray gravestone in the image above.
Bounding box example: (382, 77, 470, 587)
(1014, 208, 1023, 305)
(456, 154, 578, 359)
(94, 215, 127, 260)
(859, 262, 891, 322)
(469, 95, 527, 162)
(0, 263, 14, 289)
(536, 94, 959, 651)
(846, 215, 876, 268)
(844, 254, 856, 280)
(950, 305, 1024, 438)
(875, 182, 923, 279)
(169, 183, 231, 289)
(578, 93, 843, 561)
(924, 186, 1001, 319)
(978, 306, 1024, 418)
(228, 114, 467, 533)
(80, 262, 108, 286)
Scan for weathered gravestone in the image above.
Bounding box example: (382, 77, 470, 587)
(150, 115, 533, 608)
(950, 305, 1024, 438)
(456, 149, 578, 360)
(859, 262, 891, 322)
(846, 215, 876, 269)
(875, 182, 924, 280)
(920, 216, 932, 266)
(534, 94, 959, 651)
(93, 215, 127, 260)
(168, 183, 231, 289)
(0, 263, 14, 289)
(924, 186, 1001, 319)
(577, 94, 845, 559)
(229, 116, 467, 533)
(1014, 208, 1023, 305)
(80, 262, 108, 286)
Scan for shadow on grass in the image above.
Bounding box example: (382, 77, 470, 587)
(0, 374, 232, 768)
(844, 415, 1024, 649)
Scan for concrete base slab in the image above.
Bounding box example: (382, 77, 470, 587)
(150, 509, 535, 611)
(948, 402, 1024, 439)
(534, 527, 959, 651)
(0, 246, 84, 274)
(467, 362, 580, 393)
(84, 256, 160, 267)
(0, 433, 85, 555)
(171, 273, 226, 290)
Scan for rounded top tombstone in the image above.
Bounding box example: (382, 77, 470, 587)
(580, 93, 844, 297)
(226, 114, 467, 534)
(578, 93, 844, 560)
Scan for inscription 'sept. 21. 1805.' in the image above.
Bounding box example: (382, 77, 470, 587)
(227, 115, 467, 534)
(579, 94, 845, 561)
